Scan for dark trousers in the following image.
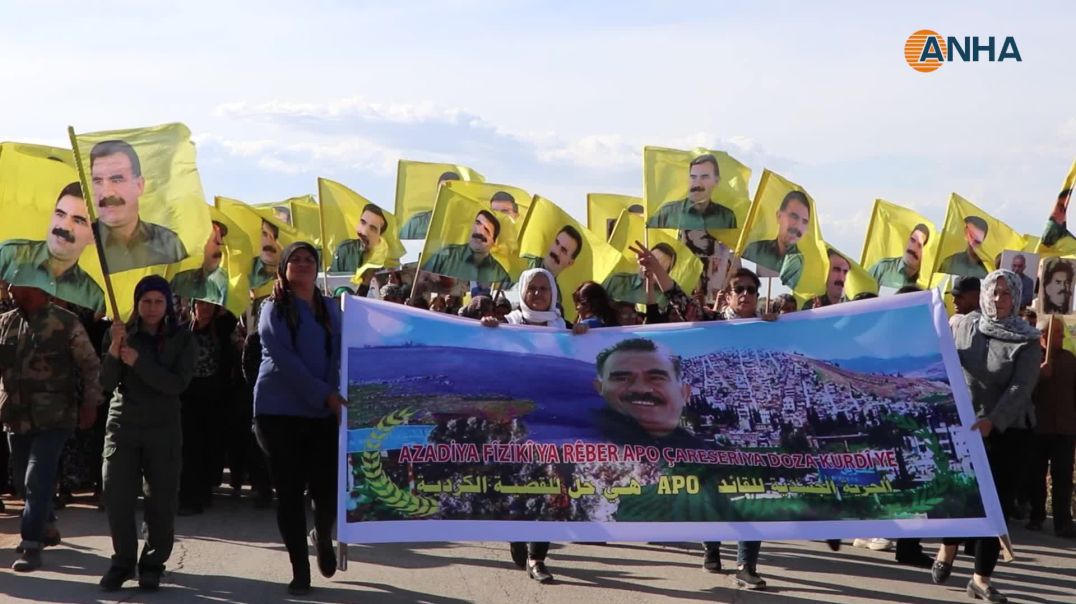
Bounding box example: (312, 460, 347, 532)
(255, 415, 338, 579)
(703, 541, 762, 566)
(1028, 434, 1075, 530)
(510, 542, 550, 560)
(179, 376, 224, 508)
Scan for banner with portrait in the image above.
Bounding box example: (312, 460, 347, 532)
(736, 170, 828, 297)
(644, 146, 752, 254)
(337, 291, 1004, 543)
(318, 178, 404, 278)
(394, 160, 484, 240)
(518, 195, 625, 321)
(588, 193, 646, 241)
(603, 211, 703, 305)
(932, 193, 1027, 280)
(860, 199, 940, 290)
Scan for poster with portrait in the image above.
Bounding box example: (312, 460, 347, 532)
(395, 160, 484, 240)
(1038, 256, 1075, 315)
(644, 146, 752, 254)
(337, 291, 1004, 544)
(72, 122, 211, 276)
(1000, 250, 1040, 310)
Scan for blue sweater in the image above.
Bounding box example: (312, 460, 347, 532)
(254, 295, 342, 418)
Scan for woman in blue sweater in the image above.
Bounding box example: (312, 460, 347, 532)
(254, 242, 345, 596)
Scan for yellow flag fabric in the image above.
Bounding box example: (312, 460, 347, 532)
(317, 177, 405, 278)
(932, 193, 1026, 279)
(395, 160, 484, 240)
(72, 123, 210, 276)
(440, 181, 531, 225)
(802, 245, 877, 308)
(860, 199, 939, 290)
(418, 183, 522, 287)
(0, 142, 111, 315)
(603, 211, 703, 304)
(1037, 161, 1076, 256)
(644, 146, 752, 253)
(518, 195, 624, 321)
(588, 193, 646, 241)
(251, 196, 321, 246)
(215, 196, 303, 299)
(167, 206, 253, 318)
(736, 170, 827, 297)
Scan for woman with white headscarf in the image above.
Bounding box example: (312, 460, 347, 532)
(930, 269, 1041, 603)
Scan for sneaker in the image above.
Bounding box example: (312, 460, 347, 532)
(309, 529, 337, 578)
(734, 564, 767, 590)
(12, 549, 42, 572)
(509, 542, 527, 569)
(702, 547, 721, 572)
(852, 538, 872, 549)
(966, 579, 1007, 603)
(867, 538, 894, 551)
(99, 566, 136, 592)
(527, 559, 554, 583)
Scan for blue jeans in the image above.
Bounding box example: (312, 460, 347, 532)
(703, 540, 762, 567)
(8, 429, 71, 550)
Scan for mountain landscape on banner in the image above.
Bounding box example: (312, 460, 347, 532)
(821, 354, 947, 379)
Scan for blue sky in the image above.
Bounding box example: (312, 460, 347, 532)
(3, 1, 1073, 260)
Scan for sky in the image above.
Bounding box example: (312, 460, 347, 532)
(2, 1, 1073, 261)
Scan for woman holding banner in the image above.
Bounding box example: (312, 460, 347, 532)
(253, 242, 344, 596)
(932, 269, 1041, 604)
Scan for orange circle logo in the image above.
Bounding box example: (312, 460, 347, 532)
(905, 29, 946, 73)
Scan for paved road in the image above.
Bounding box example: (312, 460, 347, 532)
(1, 493, 1074, 603)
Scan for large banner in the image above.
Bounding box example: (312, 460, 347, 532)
(338, 291, 1004, 543)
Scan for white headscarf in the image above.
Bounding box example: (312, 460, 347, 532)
(506, 268, 566, 329)
(978, 269, 1039, 342)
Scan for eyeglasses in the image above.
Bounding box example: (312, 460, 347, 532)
(733, 285, 758, 295)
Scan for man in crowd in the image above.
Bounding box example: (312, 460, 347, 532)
(952, 276, 982, 316)
(525, 224, 584, 278)
(90, 140, 187, 273)
(743, 191, 810, 288)
(0, 182, 105, 315)
(648, 154, 736, 257)
(0, 269, 102, 572)
(1041, 257, 1074, 314)
(1010, 254, 1035, 309)
(938, 216, 989, 279)
(399, 171, 460, 239)
(329, 204, 387, 274)
(869, 223, 930, 289)
(171, 220, 229, 305)
(803, 249, 850, 309)
(421, 210, 510, 286)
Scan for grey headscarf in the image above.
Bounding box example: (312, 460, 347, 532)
(978, 269, 1039, 342)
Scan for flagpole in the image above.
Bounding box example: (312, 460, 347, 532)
(315, 178, 331, 294)
(68, 126, 121, 320)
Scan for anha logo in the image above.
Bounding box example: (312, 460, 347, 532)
(904, 30, 1021, 73)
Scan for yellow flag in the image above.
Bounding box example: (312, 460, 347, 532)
(644, 146, 752, 253)
(933, 193, 1026, 279)
(0, 142, 109, 314)
(860, 199, 939, 290)
(395, 160, 483, 240)
(441, 181, 531, 225)
(318, 177, 404, 278)
(72, 123, 210, 276)
(736, 170, 827, 297)
(419, 183, 520, 287)
(588, 193, 646, 241)
(518, 195, 624, 321)
(252, 195, 320, 245)
(216, 196, 304, 299)
(603, 210, 703, 304)
(802, 245, 878, 309)
(167, 206, 252, 318)
(1037, 161, 1076, 256)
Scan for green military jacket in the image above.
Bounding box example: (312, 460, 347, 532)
(0, 239, 105, 314)
(938, 250, 987, 279)
(171, 267, 229, 306)
(646, 198, 737, 230)
(101, 322, 195, 432)
(602, 272, 667, 306)
(421, 244, 510, 285)
(96, 220, 187, 273)
(1042, 219, 1072, 248)
(743, 239, 803, 288)
(869, 256, 919, 289)
(0, 304, 103, 433)
(399, 211, 432, 240)
(249, 257, 277, 291)
(329, 239, 367, 274)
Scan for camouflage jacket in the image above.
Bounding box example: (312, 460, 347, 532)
(0, 303, 103, 433)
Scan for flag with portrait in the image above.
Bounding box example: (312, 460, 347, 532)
(1037, 161, 1076, 256)
(252, 195, 322, 248)
(443, 180, 531, 225)
(318, 177, 404, 279)
(588, 193, 646, 241)
(166, 206, 252, 318)
(395, 160, 484, 240)
(802, 245, 878, 309)
(860, 199, 939, 291)
(602, 210, 702, 305)
(932, 193, 1026, 280)
(216, 196, 304, 299)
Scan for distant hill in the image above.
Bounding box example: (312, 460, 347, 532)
(822, 354, 944, 377)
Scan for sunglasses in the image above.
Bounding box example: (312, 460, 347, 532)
(733, 285, 759, 295)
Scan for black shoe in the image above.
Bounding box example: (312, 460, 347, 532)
(1055, 525, 1076, 538)
(252, 493, 272, 509)
(702, 548, 721, 572)
(12, 549, 42, 572)
(177, 505, 204, 517)
(826, 539, 842, 551)
(966, 579, 1007, 602)
(287, 578, 311, 596)
(509, 542, 527, 569)
(138, 567, 162, 591)
(99, 566, 136, 592)
(931, 560, 953, 584)
(896, 551, 934, 569)
(527, 559, 554, 583)
(43, 524, 61, 548)
(1025, 520, 1043, 531)
(309, 529, 337, 578)
(735, 565, 767, 590)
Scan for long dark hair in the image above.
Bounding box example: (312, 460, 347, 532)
(272, 242, 332, 356)
(572, 281, 619, 326)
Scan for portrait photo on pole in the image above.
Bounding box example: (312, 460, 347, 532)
(72, 123, 211, 275)
(999, 250, 1040, 310)
(644, 146, 752, 256)
(1038, 256, 1076, 315)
